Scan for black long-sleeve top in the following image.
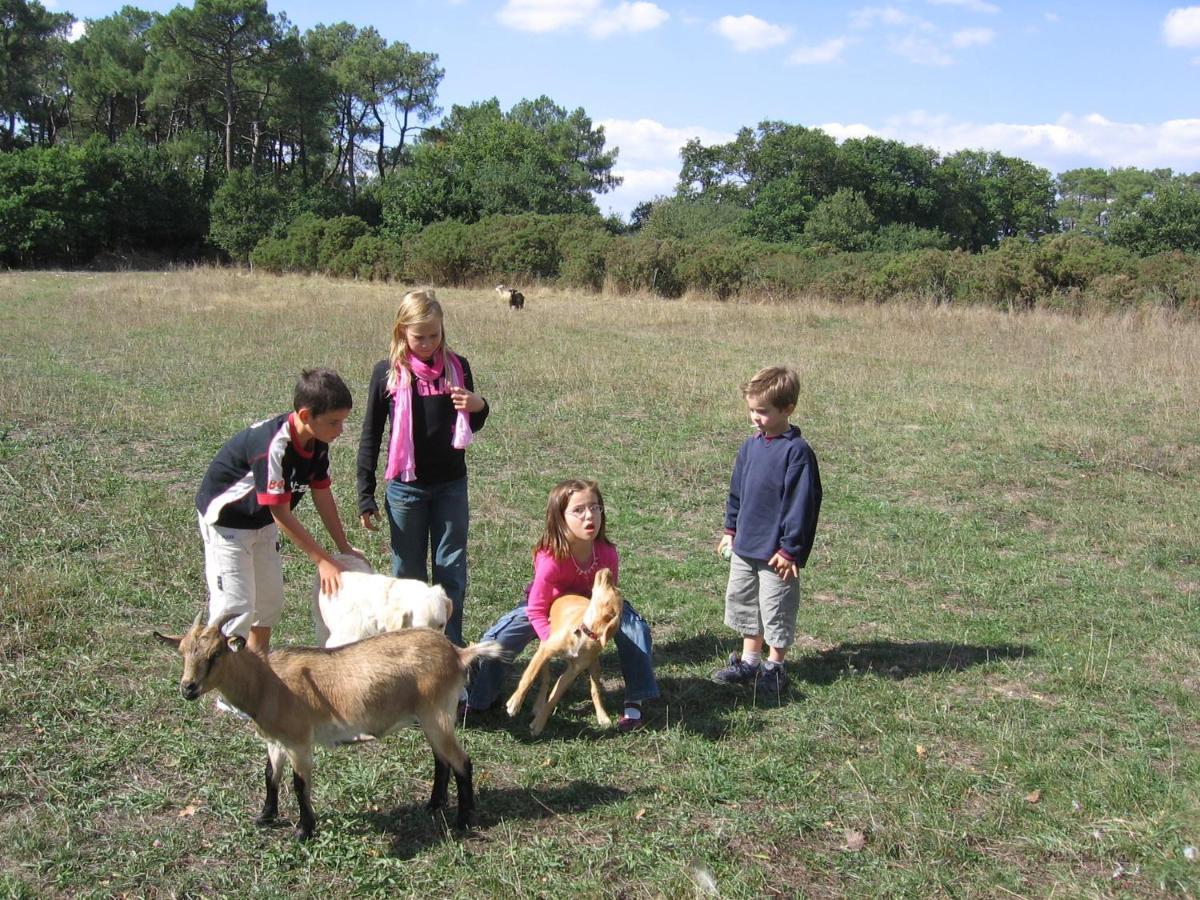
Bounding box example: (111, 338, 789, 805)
(356, 355, 489, 515)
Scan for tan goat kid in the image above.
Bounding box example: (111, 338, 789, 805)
(155, 614, 503, 840)
(505, 567, 624, 736)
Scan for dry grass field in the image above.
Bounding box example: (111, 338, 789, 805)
(1, 268, 1198, 897)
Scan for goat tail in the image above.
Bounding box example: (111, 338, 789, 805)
(456, 640, 507, 671)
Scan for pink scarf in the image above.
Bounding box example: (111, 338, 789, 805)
(385, 350, 473, 482)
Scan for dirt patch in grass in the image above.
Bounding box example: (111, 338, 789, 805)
(984, 676, 1056, 705)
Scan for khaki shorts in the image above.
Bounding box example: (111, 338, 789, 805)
(724, 552, 800, 649)
(198, 513, 285, 637)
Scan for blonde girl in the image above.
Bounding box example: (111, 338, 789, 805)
(356, 289, 489, 645)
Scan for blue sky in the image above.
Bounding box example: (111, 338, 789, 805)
(54, 0, 1200, 217)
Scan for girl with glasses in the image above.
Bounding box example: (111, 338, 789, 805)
(465, 478, 659, 732)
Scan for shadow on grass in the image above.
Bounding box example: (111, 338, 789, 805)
(349, 780, 627, 859)
(790, 639, 1035, 685)
(651, 633, 1036, 740)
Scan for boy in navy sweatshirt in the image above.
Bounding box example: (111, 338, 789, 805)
(712, 366, 822, 693)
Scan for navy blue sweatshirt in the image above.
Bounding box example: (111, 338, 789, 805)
(724, 425, 822, 565)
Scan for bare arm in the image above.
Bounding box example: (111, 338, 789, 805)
(270, 498, 347, 596)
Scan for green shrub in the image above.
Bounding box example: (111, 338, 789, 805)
(404, 220, 480, 284)
(1031, 232, 1136, 293)
(639, 197, 745, 241)
(474, 214, 563, 279)
(871, 222, 952, 252)
(1136, 251, 1200, 317)
(248, 237, 290, 273)
(558, 228, 612, 291)
(0, 139, 208, 266)
(677, 239, 758, 299)
(208, 170, 285, 263)
(326, 234, 406, 281)
(870, 249, 967, 304)
(317, 216, 371, 273)
(604, 236, 685, 297)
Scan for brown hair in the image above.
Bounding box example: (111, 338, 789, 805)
(386, 289, 451, 393)
(293, 367, 352, 416)
(536, 478, 611, 560)
(741, 365, 799, 411)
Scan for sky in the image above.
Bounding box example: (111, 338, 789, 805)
(51, 0, 1200, 218)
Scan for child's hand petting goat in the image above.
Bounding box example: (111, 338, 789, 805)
(312, 552, 453, 648)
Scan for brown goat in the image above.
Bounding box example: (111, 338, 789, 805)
(154, 613, 503, 839)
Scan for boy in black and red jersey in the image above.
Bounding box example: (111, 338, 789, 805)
(195, 368, 364, 658)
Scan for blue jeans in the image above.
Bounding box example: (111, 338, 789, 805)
(467, 597, 660, 710)
(385, 477, 468, 645)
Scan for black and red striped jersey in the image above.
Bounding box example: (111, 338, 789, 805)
(195, 412, 332, 529)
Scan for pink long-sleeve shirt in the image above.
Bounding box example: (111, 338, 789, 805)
(526, 542, 620, 641)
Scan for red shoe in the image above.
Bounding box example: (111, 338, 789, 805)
(617, 705, 645, 732)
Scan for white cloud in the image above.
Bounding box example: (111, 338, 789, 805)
(600, 117, 736, 164)
(927, 0, 999, 13)
(596, 117, 738, 215)
(497, 0, 599, 32)
(787, 37, 852, 64)
(850, 6, 920, 29)
(817, 121, 877, 142)
(68, 19, 86, 41)
(1164, 6, 1200, 47)
(590, 1, 669, 37)
(951, 26, 994, 47)
(497, 0, 667, 37)
(891, 33, 954, 64)
(845, 110, 1200, 173)
(713, 15, 791, 51)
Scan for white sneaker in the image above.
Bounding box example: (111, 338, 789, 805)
(213, 696, 251, 721)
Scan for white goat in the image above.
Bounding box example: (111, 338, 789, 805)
(494, 284, 525, 310)
(313, 553, 453, 648)
(155, 613, 503, 840)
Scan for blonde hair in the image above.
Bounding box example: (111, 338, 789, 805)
(742, 365, 799, 411)
(386, 289, 450, 393)
(536, 478, 611, 560)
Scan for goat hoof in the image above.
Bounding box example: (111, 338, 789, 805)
(294, 825, 314, 841)
(254, 813, 276, 827)
(425, 799, 447, 813)
(505, 700, 520, 718)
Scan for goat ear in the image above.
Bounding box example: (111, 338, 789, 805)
(153, 631, 182, 649)
(226, 634, 246, 653)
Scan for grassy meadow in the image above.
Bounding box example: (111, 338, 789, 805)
(1, 269, 1198, 898)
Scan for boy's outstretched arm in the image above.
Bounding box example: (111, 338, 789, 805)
(270, 499, 349, 596)
(310, 486, 361, 557)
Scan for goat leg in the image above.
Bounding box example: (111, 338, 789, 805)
(292, 771, 316, 840)
(588, 660, 612, 727)
(452, 758, 475, 829)
(427, 756, 451, 812)
(255, 757, 279, 826)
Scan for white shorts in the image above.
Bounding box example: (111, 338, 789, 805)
(198, 512, 285, 637)
(723, 552, 800, 649)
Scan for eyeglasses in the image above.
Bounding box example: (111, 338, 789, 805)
(566, 503, 603, 519)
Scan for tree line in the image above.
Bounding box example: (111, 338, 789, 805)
(2, 0, 1198, 299)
